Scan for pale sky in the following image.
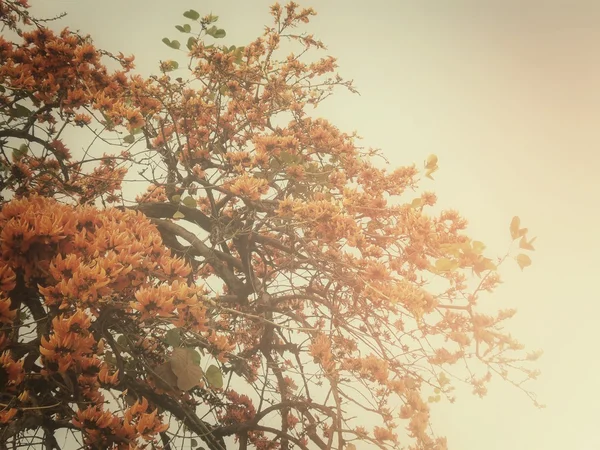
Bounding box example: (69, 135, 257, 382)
(27, 1, 600, 449)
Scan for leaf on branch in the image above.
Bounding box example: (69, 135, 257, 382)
(153, 362, 179, 390)
(510, 216, 520, 239)
(519, 236, 536, 251)
(187, 37, 198, 50)
(435, 258, 459, 272)
(205, 364, 223, 389)
(425, 154, 438, 169)
(116, 335, 128, 349)
(170, 348, 204, 391)
(162, 60, 179, 72)
(165, 328, 181, 347)
(205, 26, 226, 39)
(175, 24, 192, 33)
(424, 154, 439, 179)
(162, 38, 181, 50)
(10, 103, 31, 118)
(13, 144, 28, 161)
(183, 9, 200, 20)
(472, 240, 486, 254)
(410, 198, 422, 209)
(182, 196, 197, 207)
(516, 253, 532, 271)
(172, 211, 185, 219)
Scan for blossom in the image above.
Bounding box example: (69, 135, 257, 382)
(228, 174, 269, 201)
(131, 286, 176, 321)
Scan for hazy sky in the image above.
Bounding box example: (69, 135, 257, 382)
(27, 1, 600, 449)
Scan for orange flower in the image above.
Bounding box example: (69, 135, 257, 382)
(72, 405, 114, 430)
(0, 408, 17, 424)
(0, 296, 16, 325)
(98, 364, 119, 386)
(40, 319, 96, 373)
(74, 43, 98, 64)
(373, 426, 398, 444)
(308, 334, 335, 374)
(157, 255, 191, 278)
(131, 286, 175, 321)
(73, 113, 92, 126)
(0, 351, 25, 389)
(50, 139, 72, 160)
(228, 174, 269, 200)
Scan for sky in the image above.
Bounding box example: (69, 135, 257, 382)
(26, 1, 600, 449)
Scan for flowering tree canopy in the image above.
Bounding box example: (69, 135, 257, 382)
(0, 1, 541, 449)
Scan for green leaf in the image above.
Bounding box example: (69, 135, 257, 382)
(187, 37, 198, 50)
(175, 24, 191, 33)
(191, 439, 199, 448)
(234, 48, 244, 64)
(162, 60, 179, 72)
(519, 236, 536, 251)
(189, 349, 201, 365)
(214, 29, 226, 39)
(509, 216, 520, 240)
(117, 335, 128, 348)
(410, 198, 422, 209)
(435, 258, 459, 272)
(438, 372, 450, 386)
(206, 14, 219, 23)
(516, 253, 532, 271)
(13, 144, 28, 160)
(123, 134, 135, 144)
(483, 257, 497, 271)
(182, 196, 197, 207)
(162, 38, 181, 50)
(183, 9, 200, 20)
(105, 351, 117, 366)
(205, 365, 223, 388)
(471, 240, 486, 254)
(11, 103, 31, 118)
(165, 328, 181, 347)
(170, 194, 181, 203)
(425, 154, 438, 169)
(172, 211, 185, 219)
(205, 26, 218, 38)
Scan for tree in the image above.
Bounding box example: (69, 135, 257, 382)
(0, 1, 541, 449)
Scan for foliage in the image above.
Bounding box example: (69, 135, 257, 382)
(0, 1, 540, 449)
